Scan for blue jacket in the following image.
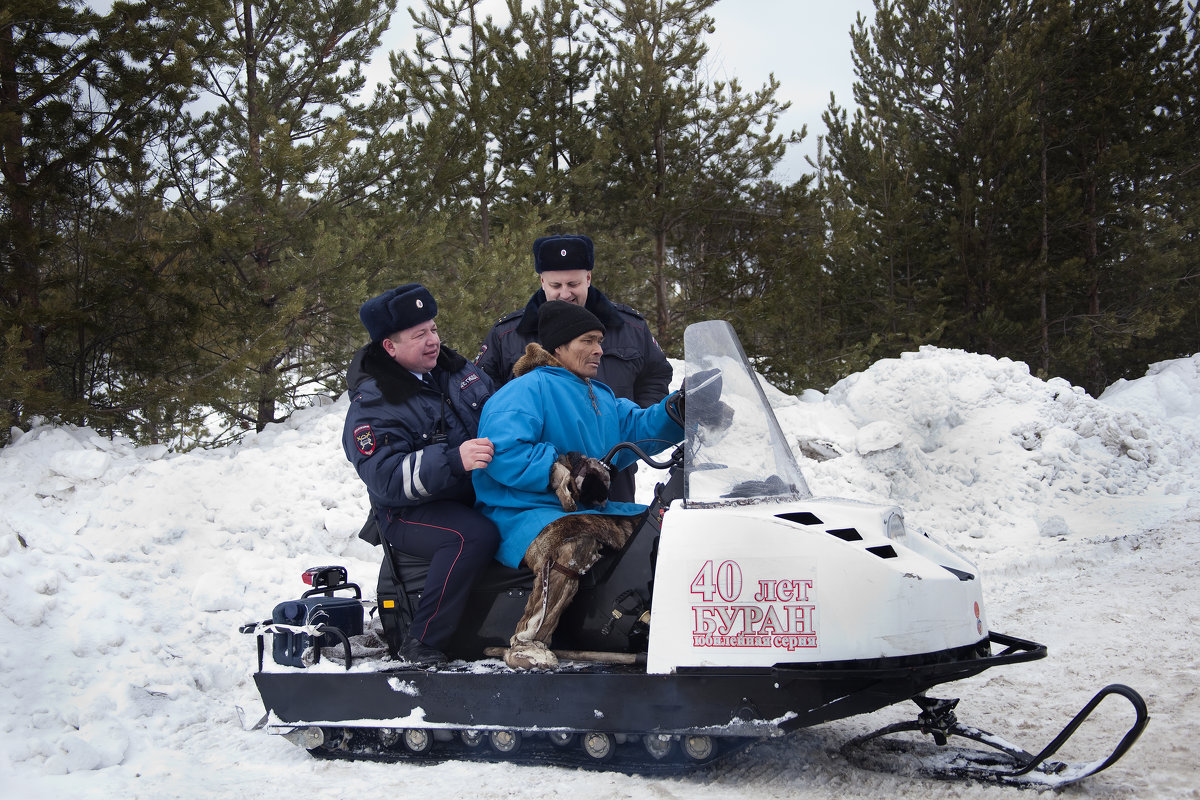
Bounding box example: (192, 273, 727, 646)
(474, 286, 672, 408)
(473, 344, 683, 568)
(343, 343, 493, 519)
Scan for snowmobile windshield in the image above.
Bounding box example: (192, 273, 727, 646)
(682, 320, 811, 508)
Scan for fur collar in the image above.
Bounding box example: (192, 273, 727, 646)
(515, 287, 626, 336)
(349, 342, 467, 404)
(512, 342, 564, 378)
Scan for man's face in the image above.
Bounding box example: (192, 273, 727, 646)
(382, 320, 440, 373)
(540, 269, 591, 306)
(554, 330, 604, 379)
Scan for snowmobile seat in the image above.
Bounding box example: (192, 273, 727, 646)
(388, 542, 534, 593)
(358, 512, 536, 658)
(358, 505, 659, 660)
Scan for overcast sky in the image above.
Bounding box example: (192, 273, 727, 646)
(367, 0, 877, 182)
(706, 0, 876, 178)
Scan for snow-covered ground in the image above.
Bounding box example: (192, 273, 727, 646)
(4, 346, 1198, 799)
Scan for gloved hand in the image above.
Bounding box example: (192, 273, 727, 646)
(550, 457, 577, 512)
(666, 389, 684, 423)
(569, 453, 610, 509)
(671, 368, 734, 430)
(549, 452, 611, 511)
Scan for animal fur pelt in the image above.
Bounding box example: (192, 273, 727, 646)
(507, 514, 637, 670)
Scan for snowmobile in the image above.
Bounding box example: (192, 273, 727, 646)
(241, 320, 1148, 787)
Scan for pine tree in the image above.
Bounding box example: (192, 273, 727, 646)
(386, 0, 512, 247)
(822, 0, 1196, 393)
(819, 6, 952, 365)
(498, 0, 603, 214)
(168, 0, 398, 437)
(588, 0, 797, 348)
(1159, 2, 1200, 361)
(699, 178, 831, 392)
(370, 0, 535, 353)
(1014, 0, 1196, 390)
(0, 0, 218, 443)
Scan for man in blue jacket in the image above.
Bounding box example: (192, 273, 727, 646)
(474, 234, 673, 504)
(343, 283, 498, 668)
(474, 301, 683, 670)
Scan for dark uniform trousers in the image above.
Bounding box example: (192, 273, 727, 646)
(380, 500, 500, 651)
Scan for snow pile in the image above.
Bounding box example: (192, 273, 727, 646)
(3, 346, 1199, 799)
(1, 405, 379, 782)
(1099, 353, 1200, 421)
(777, 347, 1199, 551)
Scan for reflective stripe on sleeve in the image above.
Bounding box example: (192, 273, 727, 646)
(402, 449, 431, 501)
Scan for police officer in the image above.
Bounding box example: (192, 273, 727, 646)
(343, 283, 498, 668)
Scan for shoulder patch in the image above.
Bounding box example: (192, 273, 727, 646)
(353, 423, 376, 456)
(474, 342, 488, 363)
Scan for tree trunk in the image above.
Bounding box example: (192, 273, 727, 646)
(653, 123, 669, 341)
(0, 24, 47, 382)
(1038, 88, 1050, 376)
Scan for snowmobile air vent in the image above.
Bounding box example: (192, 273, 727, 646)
(826, 527, 864, 541)
(776, 511, 824, 526)
(867, 545, 899, 559)
(942, 565, 976, 581)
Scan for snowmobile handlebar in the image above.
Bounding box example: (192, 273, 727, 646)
(601, 441, 682, 471)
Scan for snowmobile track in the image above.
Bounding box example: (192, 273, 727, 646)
(302, 724, 756, 774)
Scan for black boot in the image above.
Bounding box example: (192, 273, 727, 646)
(399, 636, 448, 669)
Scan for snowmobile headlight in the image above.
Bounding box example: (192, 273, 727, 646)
(885, 511, 907, 541)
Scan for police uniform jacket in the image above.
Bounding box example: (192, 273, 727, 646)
(475, 287, 672, 408)
(343, 343, 493, 515)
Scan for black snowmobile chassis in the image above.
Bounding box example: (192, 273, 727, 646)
(247, 629, 1146, 777)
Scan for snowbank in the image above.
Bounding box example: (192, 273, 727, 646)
(3, 346, 1198, 799)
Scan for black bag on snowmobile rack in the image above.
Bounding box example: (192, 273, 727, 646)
(270, 596, 364, 668)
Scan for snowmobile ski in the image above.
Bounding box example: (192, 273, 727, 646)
(842, 683, 1149, 788)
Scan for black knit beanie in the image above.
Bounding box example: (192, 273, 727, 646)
(538, 300, 605, 353)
